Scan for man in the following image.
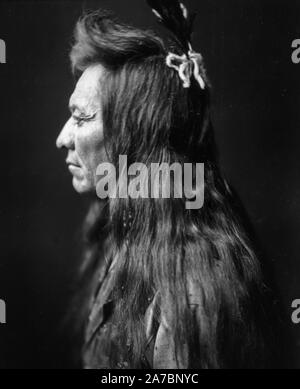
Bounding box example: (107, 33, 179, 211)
(57, 1, 270, 368)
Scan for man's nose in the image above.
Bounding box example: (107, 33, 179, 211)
(56, 118, 74, 149)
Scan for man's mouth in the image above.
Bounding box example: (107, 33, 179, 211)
(66, 159, 82, 176)
(68, 164, 83, 178)
(66, 158, 80, 168)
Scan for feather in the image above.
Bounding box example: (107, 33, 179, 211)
(146, 0, 196, 52)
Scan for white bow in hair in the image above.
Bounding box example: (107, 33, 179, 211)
(166, 50, 205, 90)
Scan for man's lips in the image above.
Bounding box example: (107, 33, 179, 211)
(66, 158, 80, 168)
(66, 159, 82, 176)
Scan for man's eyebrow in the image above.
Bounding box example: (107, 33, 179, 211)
(69, 103, 87, 115)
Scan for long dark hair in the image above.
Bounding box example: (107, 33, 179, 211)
(69, 6, 272, 368)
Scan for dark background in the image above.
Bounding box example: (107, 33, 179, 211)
(0, 0, 299, 368)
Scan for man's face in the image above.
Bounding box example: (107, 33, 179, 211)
(56, 65, 107, 194)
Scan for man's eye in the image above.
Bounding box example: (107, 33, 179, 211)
(73, 113, 96, 127)
(74, 116, 85, 127)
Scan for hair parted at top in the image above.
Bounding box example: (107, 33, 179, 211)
(68, 1, 277, 369)
(71, 0, 208, 90)
(70, 9, 165, 71)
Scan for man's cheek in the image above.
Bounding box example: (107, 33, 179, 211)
(78, 138, 104, 177)
(76, 132, 95, 162)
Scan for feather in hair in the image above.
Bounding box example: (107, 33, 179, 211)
(146, 0, 196, 53)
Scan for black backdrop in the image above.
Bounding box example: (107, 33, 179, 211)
(0, 0, 299, 368)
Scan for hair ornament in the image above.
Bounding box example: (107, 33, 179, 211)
(166, 49, 205, 89)
(147, 1, 205, 89)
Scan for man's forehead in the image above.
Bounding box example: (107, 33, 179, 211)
(69, 65, 105, 112)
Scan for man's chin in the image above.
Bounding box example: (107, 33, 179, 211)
(72, 177, 94, 194)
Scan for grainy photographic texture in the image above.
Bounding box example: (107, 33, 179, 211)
(0, 0, 299, 370)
